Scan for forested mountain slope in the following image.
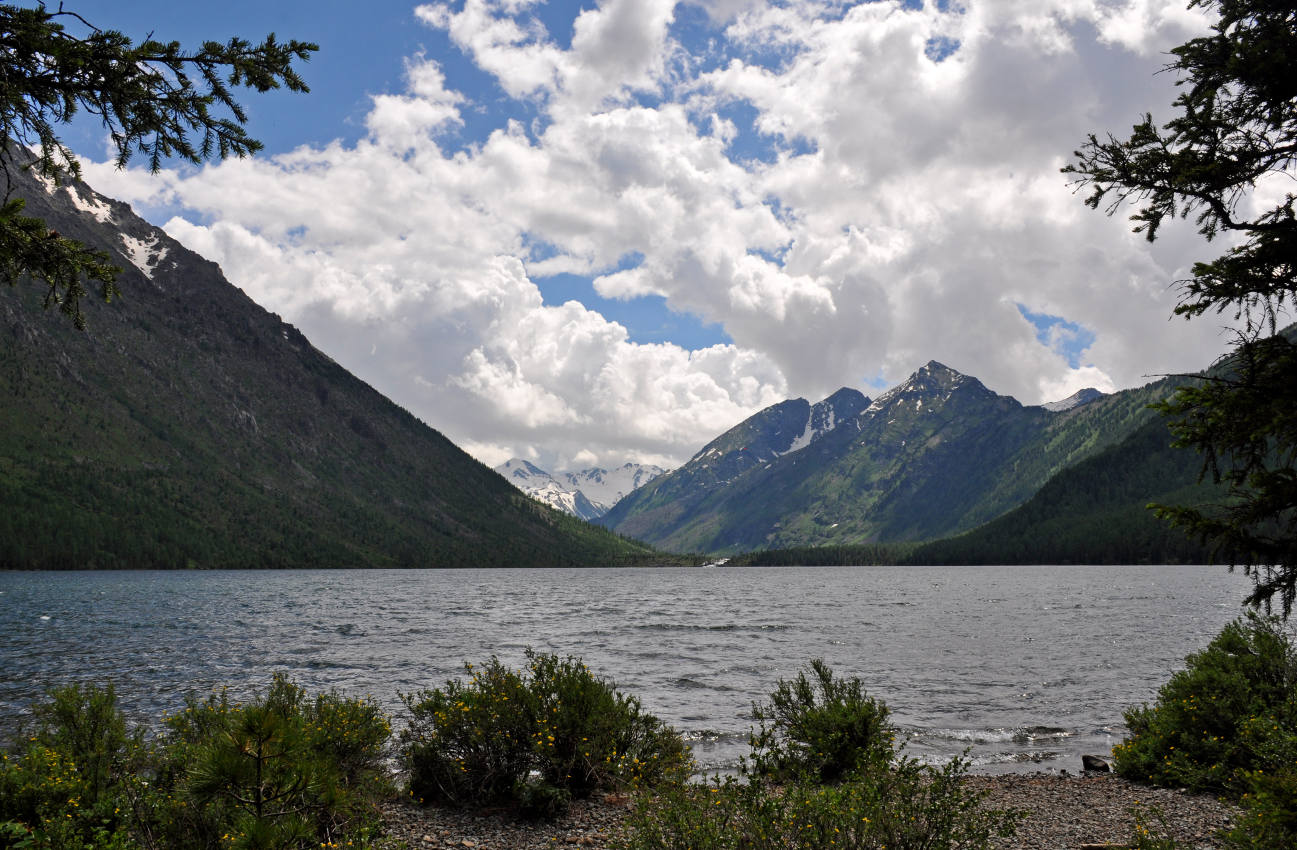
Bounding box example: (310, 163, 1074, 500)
(908, 416, 1219, 564)
(0, 164, 660, 568)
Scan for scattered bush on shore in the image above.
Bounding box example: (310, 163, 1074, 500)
(0, 677, 391, 850)
(399, 650, 689, 817)
(1114, 613, 1296, 794)
(1114, 613, 1297, 849)
(619, 660, 1019, 850)
(747, 658, 893, 785)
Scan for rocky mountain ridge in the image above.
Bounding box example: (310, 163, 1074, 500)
(599, 359, 1171, 554)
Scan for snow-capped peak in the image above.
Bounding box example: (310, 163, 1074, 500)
(494, 458, 664, 519)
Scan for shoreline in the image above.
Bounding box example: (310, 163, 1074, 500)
(377, 772, 1239, 850)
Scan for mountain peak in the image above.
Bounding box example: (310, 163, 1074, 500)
(497, 457, 549, 480)
(867, 360, 989, 413)
(918, 360, 968, 381)
(1042, 387, 1107, 412)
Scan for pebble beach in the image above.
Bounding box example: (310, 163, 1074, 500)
(377, 771, 1239, 850)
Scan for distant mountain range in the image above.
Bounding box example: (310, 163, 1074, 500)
(494, 459, 664, 520)
(0, 157, 670, 569)
(599, 360, 1189, 554)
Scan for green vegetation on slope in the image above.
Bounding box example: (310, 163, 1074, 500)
(724, 412, 1221, 567)
(908, 416, 1219, 565)
(605, 361, 1186, 556)
(0, 168, 665, 569)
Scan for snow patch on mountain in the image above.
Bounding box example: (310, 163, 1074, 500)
(560, 463, 665, 512)
(1042, 387, 1106, 412)
(494, 458, 664, 520)
(66, 185, 114, 224)
(779, 403, 835, 457)
(120, 234, 168, 280)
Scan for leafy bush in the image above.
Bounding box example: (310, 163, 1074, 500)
(748, 658, 893, 784)
(1114, 613, 1297, 849)
(1114, 612, 1297, 794)
(622, 757, 1016, 850)
(621, 660, 1017, 850)
(1224, 765, 1297, 849)
(0, 677, 391, 850)
(399, 657, 538, 808)
(400, 651, 689, 816)
(0, 683, 146, 849)
(527, 650, 689, 796)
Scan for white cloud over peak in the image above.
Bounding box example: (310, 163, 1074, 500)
(82, 0, 1237, 471)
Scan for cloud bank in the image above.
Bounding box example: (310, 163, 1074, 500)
(84, 0, 1236, 470)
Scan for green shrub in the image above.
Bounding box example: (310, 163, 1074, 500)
(160, 675, 391, 849)
(0, 683, 145, 849)
(748, 659, 893, 784)
(400, 657, 538, 808)
(1114, 613, 1297, 849)
(527, 650, 689, 796)
(400, 651, 689, 816)
(0, 677, 391, 850)
(621, 659, 1017, 850)
(1114, 612, 1297, 794)
(1224, 766, 1297, 849)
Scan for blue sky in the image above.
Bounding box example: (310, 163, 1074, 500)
(65, 0, 732, 350)
(58, 0, 1235, 469)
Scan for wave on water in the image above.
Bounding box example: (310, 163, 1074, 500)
(634, 623, 791, 633)
(912, 725, 1075, 745)
(680, 729, 750, 772)
(670, 676, 738, 692)
(945, 750, 1064, 768)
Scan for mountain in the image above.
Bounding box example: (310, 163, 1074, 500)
(600, 361, 1179, 554)
(494, 458, 664, 520)
(495, 458, 603, 521)
(557, 462, 666, 513)
(0, 160, 665, 569)
(907, 416, 1218, 565)
(1041, 387, 1106, 412)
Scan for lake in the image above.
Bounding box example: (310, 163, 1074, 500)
(0, 565, 1253, 773)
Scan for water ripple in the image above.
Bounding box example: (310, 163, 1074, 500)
(0, 565, 1252, 773)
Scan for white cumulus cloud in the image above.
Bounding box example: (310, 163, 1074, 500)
(81, 0, 1238, 471)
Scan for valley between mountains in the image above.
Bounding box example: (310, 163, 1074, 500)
(2, 162, 1221, 568)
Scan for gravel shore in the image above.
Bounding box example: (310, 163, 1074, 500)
(377, 772, 1239, 850)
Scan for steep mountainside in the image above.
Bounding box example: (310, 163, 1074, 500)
(601, 361, 1181, 554)
(598, 388, 870, 546)
(908, 416, 1218, 565)
(0, 164, 661, 568)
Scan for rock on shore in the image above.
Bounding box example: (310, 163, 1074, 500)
(378, 773, 1238, 850)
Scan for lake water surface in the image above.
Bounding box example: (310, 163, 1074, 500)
(0, 565, 1254, 773)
